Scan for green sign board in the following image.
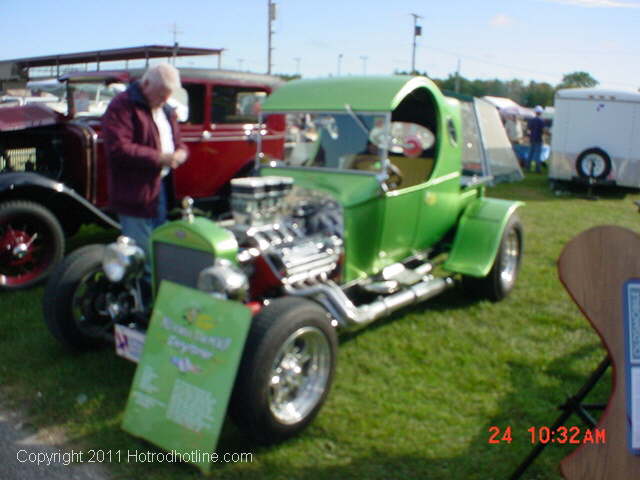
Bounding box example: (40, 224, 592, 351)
(122, 281, 251, 473)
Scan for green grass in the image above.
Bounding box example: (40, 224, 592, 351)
(1, 174, 637, 479)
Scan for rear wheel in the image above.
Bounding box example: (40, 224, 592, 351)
(463, 214, 523, 301)
(43, 245, 134, 350)
(230, 297, 337, 444)
(0, 200, 64, 290)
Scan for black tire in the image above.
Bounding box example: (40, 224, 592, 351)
(61, 216, 82, 237)
(576, 148, 611, 180)
(462, 213, 523, 302)
(0, 200, 64, 290)
(43, 244, 127, 350)
(230, 297, 338, 444)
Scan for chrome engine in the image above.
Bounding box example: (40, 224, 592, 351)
(219, 176, 454, 331)
(228, 176, 343, 287)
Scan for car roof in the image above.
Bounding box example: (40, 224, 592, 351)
(261, 75, 441, 112)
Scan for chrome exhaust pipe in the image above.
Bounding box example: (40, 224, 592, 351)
(284, 274, 455, 329)
(355, 276, 454, 326)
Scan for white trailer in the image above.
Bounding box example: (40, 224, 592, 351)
(549, 88, 640, 188)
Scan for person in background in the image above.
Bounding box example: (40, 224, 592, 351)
(102, 63, 188, 300)
(504, 113, 523, 145)
(525, 105, 545, 173)
(504, 113, 524, 163)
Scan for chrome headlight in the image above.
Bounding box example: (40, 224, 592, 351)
(102, 236, 145, 283)
(197, 259, 248, 301)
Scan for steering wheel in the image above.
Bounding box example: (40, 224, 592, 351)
(350, 155, 379, 171)
(385, 163, 403, 190)
(351, 156, 403, 189)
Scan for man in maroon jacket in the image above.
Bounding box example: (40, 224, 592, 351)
(102, 63, 188, 296)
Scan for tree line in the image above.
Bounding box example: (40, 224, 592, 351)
(398, 71, 599, 108)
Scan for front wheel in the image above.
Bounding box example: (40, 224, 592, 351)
(43, 244, 135, 350)
(0, 200, 64, 289)
(463, 213, 523, 302)
(230, 297, 337, 444)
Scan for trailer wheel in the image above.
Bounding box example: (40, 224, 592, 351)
(576, 148, 611, 180)
(230, 297, 337, 444)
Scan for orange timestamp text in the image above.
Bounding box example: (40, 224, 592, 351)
(488, 426, 606, 445)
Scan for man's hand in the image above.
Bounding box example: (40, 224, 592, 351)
(174, 148, 188, 165)
(159, 153, 179, 169)
(160, 149, 188, 169)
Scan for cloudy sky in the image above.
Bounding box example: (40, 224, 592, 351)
(1, 0, 638, 90)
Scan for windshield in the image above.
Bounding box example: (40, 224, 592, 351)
(68, 82, 126, 118)
(264, 112, 389, 171)
(64, 82, 189, 121)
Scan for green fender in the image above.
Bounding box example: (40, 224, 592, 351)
(443, 197, 523, 277)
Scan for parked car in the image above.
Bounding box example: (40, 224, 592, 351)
(0, 68, 284, 289)
(0, 94, 66, 111)
(44, 75, 524, 444)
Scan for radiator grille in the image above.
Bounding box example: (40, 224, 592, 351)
(153, 242, 215, 290)
(1, 148, 37, 171)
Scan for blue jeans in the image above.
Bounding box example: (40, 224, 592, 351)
(526, 142, 543, 172)
(118, 182, 167, 290)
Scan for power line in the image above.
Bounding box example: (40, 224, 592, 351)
(426, 44, 638, 89)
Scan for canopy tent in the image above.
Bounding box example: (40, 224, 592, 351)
(484, 95, 554, 121)
(483, 95, 535, 119)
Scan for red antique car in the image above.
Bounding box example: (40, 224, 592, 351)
(0, 64, 284, 289)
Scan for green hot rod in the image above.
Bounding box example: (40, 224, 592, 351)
(43, 76, 523, 444)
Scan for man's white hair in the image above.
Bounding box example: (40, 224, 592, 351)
(141, 63, 181, 92)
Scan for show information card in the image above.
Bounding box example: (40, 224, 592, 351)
(122, 281, 252, 473)
(623, 280, 640, 455)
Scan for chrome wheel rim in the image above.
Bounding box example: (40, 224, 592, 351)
(71, 270, 125, 339)
(0, 216, 55, 287)
(582, 154, 606, 177)
(269, 326, 331, 425)
(500, 228, 520, 289)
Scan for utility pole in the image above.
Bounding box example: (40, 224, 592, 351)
(337, 53, 343, 76)
(410, 13, 422, 74)
(267, 0, 276, 74)
(293, 57, 301, 76)
(455, 58, 461, 93)
(238, 58, 244, 71)
(360, 56, 368, 75)
(170, 22, 183, 65)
